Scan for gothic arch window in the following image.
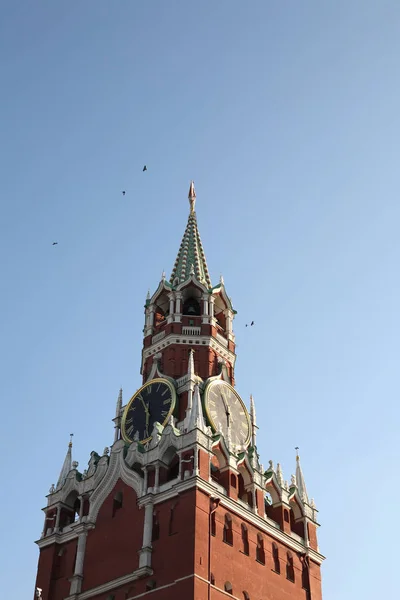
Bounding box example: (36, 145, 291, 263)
(223, 514, 233, 545)
(284, 509, 290, 523)
(243, 592, 250, 600)
(112, 491, 123, 517)
(286, 552, 295, 582)
(272, 542, 280, 574)
(224, 582, 233, 595)
(256, 534, 265, 565)
(241, 524, 249, 556)
(183, 297, 200, 316)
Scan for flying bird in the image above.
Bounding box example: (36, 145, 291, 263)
(143, 165, 147, 172)
(122, 191, 126, 196)
(245, 321, 254, 327)
(52, 242, 58, 246)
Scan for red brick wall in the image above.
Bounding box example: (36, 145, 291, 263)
(193, 489, 321, 600)
(34, 538, 77, 600)
(82, 480, 144, 591)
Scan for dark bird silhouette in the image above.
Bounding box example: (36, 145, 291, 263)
(52, 242, 58, 246)
(122, 191, 126, 195)
(245, 321, 254, 327)
(143, 165, 147, 172)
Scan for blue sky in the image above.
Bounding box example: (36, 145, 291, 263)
(1, 2, 399, 598)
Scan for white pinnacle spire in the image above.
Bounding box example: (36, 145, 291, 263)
(114, 388, 123, 443)
(295, 450, 309, 504)
(56, 434, 73, 490)
(250, 394, 257, 446)
(115, 388, 123, 418)
(187, 384, 207, 432)
(186, 349, 196, 415)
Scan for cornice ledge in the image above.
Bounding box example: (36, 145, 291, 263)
(35, 522, 95, 548)
(65, 566, 153, 600)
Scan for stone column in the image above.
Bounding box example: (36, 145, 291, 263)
(178, 452, 183, 480)
(78, 496, 84, 521)
(193, 449, 199, 477)
(154, 465, 160, 493)
(224, 309, 232, 335)
(142, 466, 148, 495)
(175, 292, 182, 322)
(54, 506, 61, 532)
(139, 501, 153, 568)
(209, 296, 216, 326)
(69, 531, 87, 595)
(202, 294, 209, 324)
(168, 293, 175, 317)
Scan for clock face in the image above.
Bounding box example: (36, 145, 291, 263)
(204, 380, 251, 449)
(121, 378, 176, 443)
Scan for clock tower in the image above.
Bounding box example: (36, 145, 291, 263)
(34, 182, 325, 600)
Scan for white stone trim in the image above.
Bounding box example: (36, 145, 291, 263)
(88, 441, 142, 522)
(64, 566, 153, 600)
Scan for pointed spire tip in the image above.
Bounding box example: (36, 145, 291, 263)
(188, 180, 196, 213)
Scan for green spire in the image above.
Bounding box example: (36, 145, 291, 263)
(170, 182, 212, 288)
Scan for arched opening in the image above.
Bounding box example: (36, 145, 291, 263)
(289, 502, 305, 538)
(286, 552, 295, 582)
(154, 305, 167, 326)
(60, 491, 80, 528)
(241, 524, 249, 555)
(223, 514, 233, 546)
(112, 491, 123, 517)
(243, 592, 250, 600)
(284, 509, 290, 523)
(159, 447, 180, 485)
(183, 297, 200, 316)
(210, 573, 215, 585)
(224, 581, 233, 595)
(256, 534, 265, 565)
(272, 542, 280, 574)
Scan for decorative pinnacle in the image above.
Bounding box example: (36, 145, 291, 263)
(69, 433, 74, 448)
(295, 448, 310, 504)
(188, 180, 196, 213)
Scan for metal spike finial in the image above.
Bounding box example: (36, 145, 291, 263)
(69, 433, 74, 447)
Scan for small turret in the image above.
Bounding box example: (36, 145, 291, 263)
(295, 449, 309, 504)
(56, 434, 73, 490)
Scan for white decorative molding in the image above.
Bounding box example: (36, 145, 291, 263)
(182, 326, 201, 336)
(64, 566, 153, 600)
(152, 330, 166, 344)
(88, 441, 143, 522)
